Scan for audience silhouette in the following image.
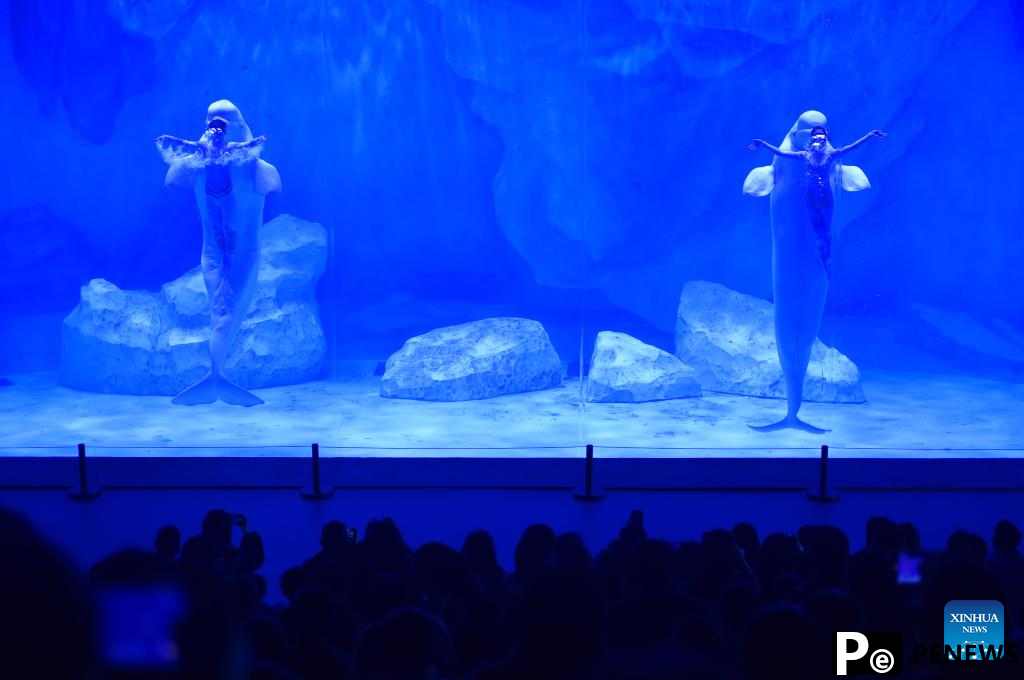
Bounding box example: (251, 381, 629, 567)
(0, 506, 1020, 678)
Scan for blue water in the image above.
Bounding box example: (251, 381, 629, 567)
(1, 0, 1022, 454)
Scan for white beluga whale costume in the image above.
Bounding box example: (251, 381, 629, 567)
(156, 100, 281, 406)
(743, 110, 884, 432)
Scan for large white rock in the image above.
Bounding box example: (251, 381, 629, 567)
(380, 317, 562, 401)
(587, 331, 701, 403)
(60, 214, 327, 395)
(675, 281, 865, 403)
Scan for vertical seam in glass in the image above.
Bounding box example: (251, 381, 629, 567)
(577, 0, 589, 444)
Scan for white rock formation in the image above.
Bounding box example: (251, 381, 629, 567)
(60, 214, 327, 394)
(380, 317, 562, 401)
(587, 331, 701, 403)
(675, 281, 864, 403)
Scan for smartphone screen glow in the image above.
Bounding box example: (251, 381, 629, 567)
(99, 585, 186, 669)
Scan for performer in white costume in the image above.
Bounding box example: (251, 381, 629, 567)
(156, 100, 281, 406)
(744, 111, 884, 432)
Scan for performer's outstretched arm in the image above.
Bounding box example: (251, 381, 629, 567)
(748, 138, 804, 157)
(155, 134, 203, 155)
(835, 130, 886, 155)
(225, 135, 268, 152)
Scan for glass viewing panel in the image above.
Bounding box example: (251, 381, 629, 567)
(0, 2, 1021, 456)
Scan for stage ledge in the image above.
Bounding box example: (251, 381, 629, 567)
(0, 455, 1022, 492)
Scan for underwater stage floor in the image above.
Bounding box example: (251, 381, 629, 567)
(0, 363, 1021, 459)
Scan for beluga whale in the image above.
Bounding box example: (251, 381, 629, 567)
(156, 100, 281, 406)
(744, 111, 885, 433)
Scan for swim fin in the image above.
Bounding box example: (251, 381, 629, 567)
(749, 416, 830, 434)
(171, 371, 264, 407)
(171, 371, 218, 405)
(217, 376, 265, 407)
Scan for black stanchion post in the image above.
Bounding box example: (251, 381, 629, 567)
(301, 442, 333, 500)
(806, 444, 838, 503)
(68, 442, 101, 500)
(572, 443, 605, 501)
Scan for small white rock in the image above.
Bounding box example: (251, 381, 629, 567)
(587, 331, 701, 403)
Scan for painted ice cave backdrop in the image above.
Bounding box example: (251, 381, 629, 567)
(1, 0, 1022, 453)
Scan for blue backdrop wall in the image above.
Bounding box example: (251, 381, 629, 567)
(2, 0, 1022, 370)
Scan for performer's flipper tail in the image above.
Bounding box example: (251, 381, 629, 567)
(171, 372, 218, 405)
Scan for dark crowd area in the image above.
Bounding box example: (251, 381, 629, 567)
(1, 506, 1022, 679)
